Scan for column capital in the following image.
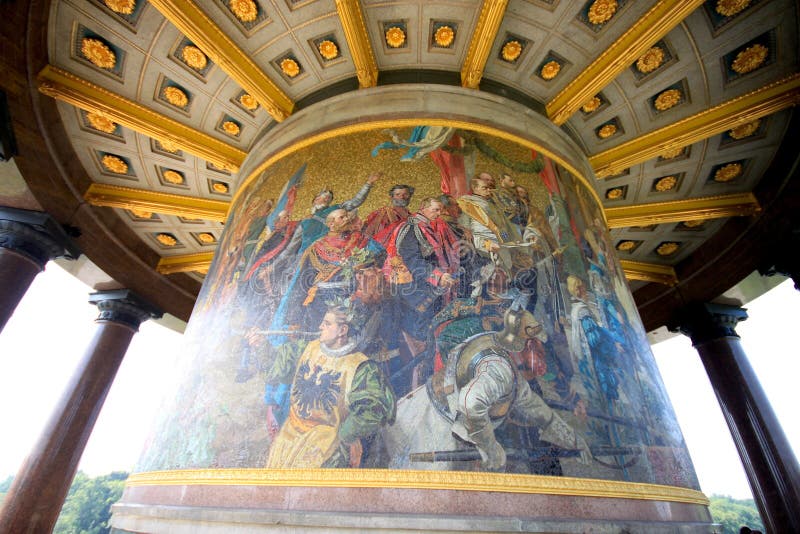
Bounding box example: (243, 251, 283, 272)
(89, 289, 163, 331)
(0, 207, 80, 269)
(668, 302, 748, 346)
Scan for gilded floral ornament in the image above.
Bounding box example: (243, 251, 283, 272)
(660, 146, 684, 159)
(212, 182, 230, 193)
(654, 89, 682, 111)
(729, 119, 761, 139)
(501, 41, 522, 62)
(606, 187, 623, 200)
(385, 26, 406, 48)
(239, 93, 258, 110)
(163, 86, 188, 108)
(81, 38, 116, 69)
(598, 123, 617, 139)
(87, 113, 116, 133)
(222, 121, 240, 136)
(104, 0, 135, 15)
(230, 0, 257, 22)
(101, 154, 128, 174)
(715, 0, 751, 17)
(158, 139, 180, 153)
(731, 44, 768, 74)
(163, 170, 184, 184)
(129, 208, 152, 219)
(434, 26, 455, 48)
(581, 96, 601, 113)
(588, 0, 617, 25)
(182, 45, 208, 70)
(318, 40, 339, 60)
(636, 46, 664, 74)
(655, 176, 677, 191)
(714, 162, 742, 182)
(616, 240, 636, 251)
(656, 242, 680, 256)
(156, 233, 178, 246)
(280, 58, 300, 78)
(683, 219, 705, 228)
(541, 61, 561, 80)
(198, 232, 216, 244)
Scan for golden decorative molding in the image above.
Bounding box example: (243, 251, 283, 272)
(126, 468, 709, 505)
(620, 260, 678, 286)
(546, 0, 704, 125)
(590, 74, 800, 177)
(605, 192, 760, 228)
(37, 65, 246, 172)
(148, 0, 293, 121)
(84, 183, 229, 222)
(157, 252, 214, 275)
(460, 0, 509, 88)
(335, 0, 378, 88)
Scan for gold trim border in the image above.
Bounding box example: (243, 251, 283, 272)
(127, 468, 709, 505)
(546, 0, 704, 125)
(157, 252, 215, 274)
(590, 74, 800, 177)
(38, 65, 247, 172)
(606, 192, 761, 228)
(619, 260, 678, 286)
(149, 0, 294, 121)
(84, 183, 230, 222)
(336, 0, 378, 88)
(460, 0, 509, 89)
(236, 118, 604, 218)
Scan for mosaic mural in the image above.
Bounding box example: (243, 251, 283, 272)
(137, 127, 698, 488)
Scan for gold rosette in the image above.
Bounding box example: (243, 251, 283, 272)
(581, 96, 601, 113)
(105, 0, 135, 15)
(182, 45, 208, 70)
(636, 46, 664, 74)
(163, 86, 189, 108)
(158, 139, 180, 153)
(731, 44, 768, 74)
(156, 233, 178, 246)
(656, 242, 679, 256)
(660, 147, 684, 159)
(198, 233, 216, 244)
(280, 58, 300, 77)
(654, 89, 682, 111)
(588, 0, 617, 25)
(239, 93, 258, 110)
(385, 26, 406, 48)
(87, 113, 117, 133)
(714, 163, 742, 182)
(230, 0, 257, 22)
(163, 170, 184, 184)
(598, 123, 617, 139)
(716, 0, 751, 17)
(606, 187, 623, 200)
(129, 208, 152, 219)
(212, 182, 230, 193)
(222, 121, 240, 136)
(81, 38, 116, 69)
(102, 154, 128, 174)
(616, 241, 636, 251)
(501, 40, 522, 62)
(318, 40, 339, 60)
(434, 26, 454, 47)
(655, 176, 677, 191)
(729, 119, 760, 140)
(540, 60, 561, 80)
(682, 219, 705, 228)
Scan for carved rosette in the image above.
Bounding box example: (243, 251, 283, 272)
(163, 170, 184, 184)
(197, 232, 216, 244)
(156, 233, 178, 246)
(105, 0, 135, 15)
(81, 38, 116, 69)
(588, 0, 617, 25)
(636, 46, 664, 74)
(729, 119, 760, 139)
(501, 40, 522, 62)
(239, 93, 258, 110)
(654, 89, 682, 111)
(87, 113, 117, 133)
(102, 154, 128, 174)
(605, 187, 623, 199)
(163, 86, 189, 108)
(656, 242, 680, 256)
(715, 0, 751, 17)
(230, 0, 258, 22)
(434, 26, 454, 47)
(616, 240, 636, 252)
(597, 123, 617, 139)
(280, 58, 301, 78)
(222, 121, 241, 136)
(581, 96, 601, 113)
(318, 40, 339, 60)
(714, 163, 743, 182)
(385, 26, 406, 48)
(655, 176, 677, 191)
(540, 60, 561, 80)
(731, 44, 768, 74)
(660, 146, 684, 159)
(0, 219, 67, 269)
(182, 45, 208, 70)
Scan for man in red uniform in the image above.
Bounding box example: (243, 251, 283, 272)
(363, 184, 415, 243)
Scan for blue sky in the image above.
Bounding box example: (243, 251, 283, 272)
(0, 263, 797, 499)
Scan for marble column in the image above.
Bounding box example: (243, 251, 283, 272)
(0, 289, 161, 534)
(670, 303, 800, 533)
(0, 207, 79, 332)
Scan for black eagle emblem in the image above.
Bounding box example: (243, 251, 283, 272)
(292, 362, 342, 419)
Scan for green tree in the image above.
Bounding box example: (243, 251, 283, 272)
(54, 471, 128, 534)
(709, 495, 765, 534)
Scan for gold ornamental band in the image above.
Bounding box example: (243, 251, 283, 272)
(126, 468, 709, 506)
(236, 118, 603, 218)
